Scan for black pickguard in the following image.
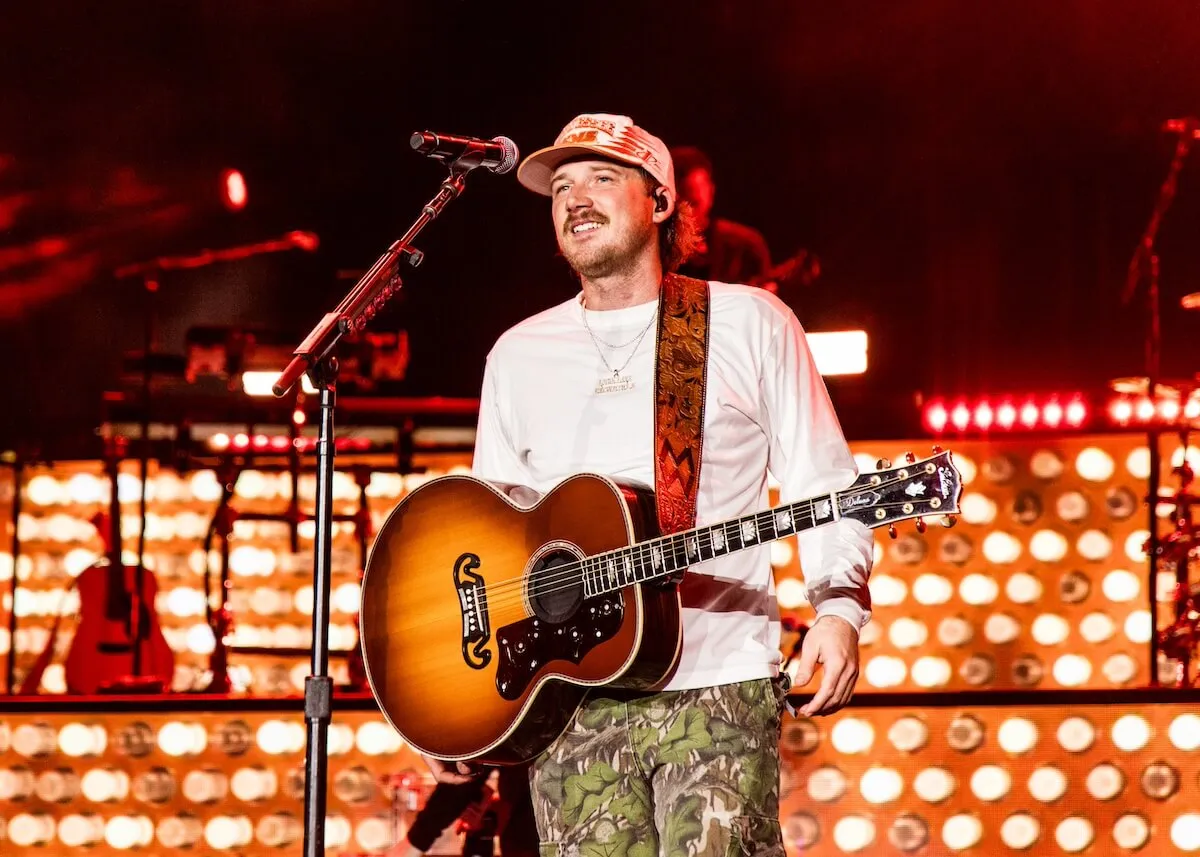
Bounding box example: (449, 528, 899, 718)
(494, 592, 624, 701)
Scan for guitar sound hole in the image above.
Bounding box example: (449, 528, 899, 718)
(527, 550, 584, 624)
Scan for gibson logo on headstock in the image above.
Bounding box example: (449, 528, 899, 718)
(937, 466, 955, 499)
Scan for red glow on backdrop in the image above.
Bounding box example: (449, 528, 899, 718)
(221, 169, 248, 210)
(923, 394, 1090, 434)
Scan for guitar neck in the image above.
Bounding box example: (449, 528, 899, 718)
(581, 492, 836, 598)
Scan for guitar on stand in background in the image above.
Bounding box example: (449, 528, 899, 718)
(63, 436, 174, 694)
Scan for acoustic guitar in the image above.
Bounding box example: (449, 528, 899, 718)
(63, 447, 175, 694)
(360, 450, 961, 764)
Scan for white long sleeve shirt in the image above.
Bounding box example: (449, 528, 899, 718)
(471, 281, 873, 690)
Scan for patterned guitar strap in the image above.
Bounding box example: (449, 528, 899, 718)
(653, 273, 711, 571)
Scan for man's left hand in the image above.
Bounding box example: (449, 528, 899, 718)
(792, 615, 860, 716)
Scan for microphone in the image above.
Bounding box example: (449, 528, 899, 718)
(409, 131, 519, 174)
(1163, 117, 1200, 138)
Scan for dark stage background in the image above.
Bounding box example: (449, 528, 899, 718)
(2, 1, 1199, 452)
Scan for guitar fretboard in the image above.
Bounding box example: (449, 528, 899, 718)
(580, 493, 838, 598)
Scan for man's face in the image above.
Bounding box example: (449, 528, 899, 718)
(679, 168, 715, 223)
(550, 159, 658, 279)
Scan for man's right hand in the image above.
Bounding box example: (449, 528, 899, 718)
(422, 754, 482, 785)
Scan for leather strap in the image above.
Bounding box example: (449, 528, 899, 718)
(653, 273, 711, 558)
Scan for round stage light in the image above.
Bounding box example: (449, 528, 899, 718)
(946, 715, 985, 753)
(1028, 766, 1068, 802)
(1056, 717, 1096, 753)
(830, 718, 875, 754)
(969, 765, 1012, 801)
(913, 574, 953, 605)
(888, 814, 929, 853)
(1113, 814, 1151, 851)
(1000, 813, 1040, 850)
(1080, 612, 1116, 643)
(1030, 530, 1069, 562)
(1141, 762, 1180, 800)
(1031, 614, 1070, 645)
(998, 717, 1039, 754)
(1077, 529, 1113, 561)
(1055, 817, 1095, 853)
(888, 716, 930, 753)
(859, 767, 904, 804)
(937, 616, 974, 647)
(960, 493, 997, 525)
(888, 617, 928, 649)
(1169, 714, 1200, 751)
(912, 656, 953, 688)
(869, 575, 907, 607)
(1170, 814, 1200, 851)
(1053, 654, 1093, 687)
(942, 814, 983, 851)
(983, 613, 1021, 644)
(1112, 715, 1152, 751)
(960, 574, 999, 605)
(805, 765, 848, 802)
(982, 532, 1022, 564)
(1085, 763, 1125, 801)
(1005, 572, 1043, 604)
(864, 656, 907, 688)
(1076, 447, 1115, 481)
(832, 817, 875, 853)
(913, 767, 956, 803)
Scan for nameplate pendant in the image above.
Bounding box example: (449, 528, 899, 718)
(595, 372, 634, 395)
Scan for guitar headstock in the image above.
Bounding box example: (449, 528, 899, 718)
(835, 448, 963, 536)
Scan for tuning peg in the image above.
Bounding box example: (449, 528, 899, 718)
(876, 458, 892, 470)
(932, 445, 943, 454)
(915, 517, 927, 534)
(888, 524, 898, 539)
(941, 515, 958, 528)
(904, 451, 917, 464)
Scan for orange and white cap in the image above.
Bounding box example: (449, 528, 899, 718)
(517, 113, 675, 197)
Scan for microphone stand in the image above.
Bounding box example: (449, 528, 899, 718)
(273, 161, 480, 857)
(1121, 128, 1195, 686)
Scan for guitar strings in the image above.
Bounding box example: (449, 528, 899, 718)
(474, 468, 951, 609)
(473, 465, 946, 607)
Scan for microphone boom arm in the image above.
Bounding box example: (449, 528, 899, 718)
(273, 166, 470, 397)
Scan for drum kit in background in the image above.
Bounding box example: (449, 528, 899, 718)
(1111, 289, 1200, 687)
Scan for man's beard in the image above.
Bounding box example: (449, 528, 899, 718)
(560, 220, 656, 279)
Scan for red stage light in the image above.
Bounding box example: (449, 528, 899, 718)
(209, 433, 230, 452)
(926, 403, 948, 433)
(232, 433, 250, 451)
(222, 170, 248, 211)
(1159, 399, 1181, 421)
(1111, 399, 1134, 424)
(973, 403, 994, 430)
(1135, 398, 1156, 422)
(1019, 402, 1040, 428)
(951, 403, 971, 432)
(996, 403, 1017, 429)
(1065, 398, 1087, 427)
(1043, 401, 1064, 428)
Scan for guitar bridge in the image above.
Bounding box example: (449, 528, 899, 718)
(454, 554, 492, 670)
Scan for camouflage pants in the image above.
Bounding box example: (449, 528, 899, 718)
(530, 678, 786, 857)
